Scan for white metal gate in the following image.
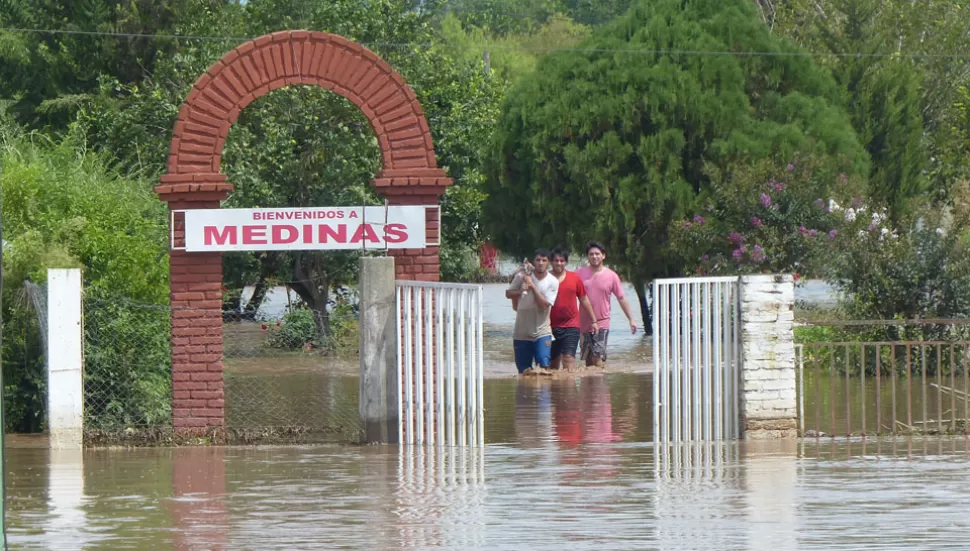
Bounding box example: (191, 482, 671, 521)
(652, 277, 741, 442)
(396, 281, 484, 447)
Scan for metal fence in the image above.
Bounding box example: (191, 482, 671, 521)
(222, 285, 363, 444)
(75, 282, 366, 444)
(652, 277, 741, 443)
(797, 334, 970, 437)
(82, 297, 173, 444)
(396, 281, 484, 447)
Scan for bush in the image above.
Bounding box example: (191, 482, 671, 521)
(265, 308, 317, 350)
(826, 205, 970, 341)
(1, 130, 169, 432)
(264, 288, 359, 354)
(670, 154, 866, 277)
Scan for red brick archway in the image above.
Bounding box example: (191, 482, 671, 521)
(156, 30, 452, 434)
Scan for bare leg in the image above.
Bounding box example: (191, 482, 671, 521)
(561, 355, 576, 371)
(586, 355, 605, 368)
(550, 355, 562, 370)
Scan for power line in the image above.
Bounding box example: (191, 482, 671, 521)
(2, 26, 970, 59)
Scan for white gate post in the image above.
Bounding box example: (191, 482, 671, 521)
(359, 257, 399, 444)
(47, 268, 84, 449)
(739, 275, 797, 439)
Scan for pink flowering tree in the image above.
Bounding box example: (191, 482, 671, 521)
(670, 154, 867, 277)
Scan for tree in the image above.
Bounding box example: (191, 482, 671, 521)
(483, 0, 868, 331)
(771, 0, 970, 215)
(0, 0, 231, 128)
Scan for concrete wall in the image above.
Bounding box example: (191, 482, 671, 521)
(739, 275, 797, 439)
(47, 268, 84, 449)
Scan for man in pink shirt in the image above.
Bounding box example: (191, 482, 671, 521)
(577, 241, 637, 367)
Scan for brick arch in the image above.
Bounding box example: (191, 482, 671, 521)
(155, 31, 451, 435)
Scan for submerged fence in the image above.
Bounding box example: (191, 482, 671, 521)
(396, 281, 484, 447)
(221, 286, 363, 443)
(797, 326, 970, 437)
(652, 277, 741, 443)
(63, 283, 365, 444)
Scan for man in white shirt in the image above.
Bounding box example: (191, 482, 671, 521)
(505, 248, 559, 374)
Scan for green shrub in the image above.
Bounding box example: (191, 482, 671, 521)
(265, 308, 317, 350)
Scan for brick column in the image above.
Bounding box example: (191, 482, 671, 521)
(739, 274, 797, 439)
(157, 175, 232, 435)
(381, 190, 443, 281)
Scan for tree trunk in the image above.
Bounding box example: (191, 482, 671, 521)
(633, 276, 652, 336)
(243, 277, 268, 320)
(288, 252, 331, 351)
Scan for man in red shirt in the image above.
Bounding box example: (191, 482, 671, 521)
(549, 248, 598, 370)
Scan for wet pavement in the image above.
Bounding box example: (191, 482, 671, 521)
(7, 372, 970, 550)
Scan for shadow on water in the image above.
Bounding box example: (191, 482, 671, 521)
(6, 372, 970, 549)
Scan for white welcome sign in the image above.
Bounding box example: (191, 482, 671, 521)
(178, 206, 428, 252)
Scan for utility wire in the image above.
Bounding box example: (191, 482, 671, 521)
(1, 26, 970, 59)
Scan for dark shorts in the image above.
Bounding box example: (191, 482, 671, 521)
(580, 329, 610, 361)
(513, 336, 553, 373)
(551, 327, 581, 359)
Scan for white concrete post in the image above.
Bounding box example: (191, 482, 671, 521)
(739, 275, 797, 438)
(47, 268, 84, 449)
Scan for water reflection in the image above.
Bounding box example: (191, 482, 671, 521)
(394, 446, 487, 550)
(169, 447, 229, 551)
(6, 374, 970, 549)
(47, 449, 86, 549)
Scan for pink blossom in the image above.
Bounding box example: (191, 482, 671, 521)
(751, 244, 766, 263)
(828, 229, 838, 240)
(732, 248, 745, 260)
(760, 193, 772, 207)
(693, 215, 706, 225)
(728, 232, 744, 246)
(751, 217, 763, 228)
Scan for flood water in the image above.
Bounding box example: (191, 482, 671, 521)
(8, 372, 970, 550)
(247, 278, 837, 376)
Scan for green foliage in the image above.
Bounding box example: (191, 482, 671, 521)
(265, 309, 318, 350)
(0, 0, 230, 127)
(438, 12, 591, 81)
(772, 0, 970, 214)
(83, 301, 172, 430)
(484, 0, 868, 286)
(1, 130, 169, 431)
(670, 154, 866, 276)
(827, 206, 970, 341)
(264, 293, 359, 354)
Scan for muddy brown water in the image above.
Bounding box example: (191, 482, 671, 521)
(7, 372, 970, 550)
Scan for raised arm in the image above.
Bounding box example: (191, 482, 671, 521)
(506, 273, 525, 300)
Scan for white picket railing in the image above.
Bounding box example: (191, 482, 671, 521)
(652, 277, 741, 442)
(396, 281, 484, 447)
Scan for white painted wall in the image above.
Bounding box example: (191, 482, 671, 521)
(47, 268, 84, 449)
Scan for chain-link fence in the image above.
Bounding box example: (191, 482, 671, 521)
(23, 280, 366, 445)
(83, 297, 173, 445)
(222, 284, 363, 444)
